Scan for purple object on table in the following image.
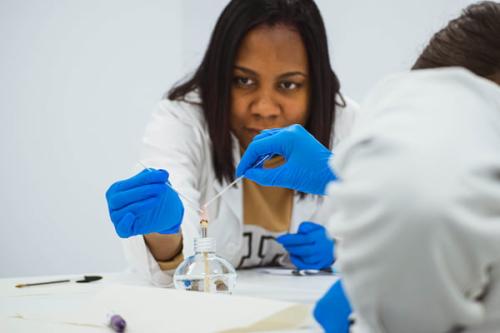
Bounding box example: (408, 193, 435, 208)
(109, 314, 127, 332)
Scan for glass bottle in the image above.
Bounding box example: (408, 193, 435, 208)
(173, 237, 237, 293)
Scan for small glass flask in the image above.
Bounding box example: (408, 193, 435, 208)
(173, 237, 237, 293)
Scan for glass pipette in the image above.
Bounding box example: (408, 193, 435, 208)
(201, 154, 272, 209)
(140, 154, 272, 212)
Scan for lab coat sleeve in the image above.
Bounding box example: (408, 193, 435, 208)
(308, 97, 360, 230)
(122, 98, 208, 287)
(326, 68, 500, 333)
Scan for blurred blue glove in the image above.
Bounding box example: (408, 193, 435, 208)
(314, 280, 352, 333)
(276, 222, 334, 270)
(105, 169, 184, 238)
(236, 124, 336, 195)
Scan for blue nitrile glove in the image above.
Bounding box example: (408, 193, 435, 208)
(314, 280, 352, 333)
(236, 124, 336, 195)
(105, 169, 184, 238)
(276, 222, 334, 270)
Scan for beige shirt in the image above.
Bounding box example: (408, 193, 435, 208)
(237, 157, 294, 268)
(243, 157, 293, 233)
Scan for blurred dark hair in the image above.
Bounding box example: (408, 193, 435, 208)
(168, 0, 343, 184)
(413, 1, 500, 80)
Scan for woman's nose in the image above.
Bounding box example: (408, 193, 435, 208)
(250, 94, 281, 119)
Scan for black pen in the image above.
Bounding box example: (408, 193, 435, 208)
(15, 279, 70, 288)
(15, 275, 102, 288)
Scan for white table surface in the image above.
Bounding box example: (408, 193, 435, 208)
(0, 269, 338, 332)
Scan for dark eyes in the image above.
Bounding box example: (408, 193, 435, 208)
(279, 81, 300, 90)
(233, 76, 303, 91)
(234, 76, 255, 87)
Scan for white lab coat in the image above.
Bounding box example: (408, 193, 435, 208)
(123, 93, 358, 286)
(326, 68, 500, 333)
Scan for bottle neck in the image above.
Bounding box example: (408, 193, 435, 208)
(194, 237, 216, 253)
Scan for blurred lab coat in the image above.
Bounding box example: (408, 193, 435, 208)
(326, 68, 500, 333)
(123, 92, 358, 286)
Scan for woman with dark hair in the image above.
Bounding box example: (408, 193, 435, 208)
(105, 0, 358, 286)
(238, 2, 500, 332)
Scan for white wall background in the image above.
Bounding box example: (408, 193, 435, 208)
(0, 0, 183, 278)
(0, 0, 480, 278)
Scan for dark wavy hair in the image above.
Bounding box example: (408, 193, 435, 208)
(413, 1, 500, 80)
(168, 0, 343, 184)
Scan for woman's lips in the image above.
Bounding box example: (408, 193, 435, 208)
(245, 128, 263, 136)
(245, 127, 268, 134)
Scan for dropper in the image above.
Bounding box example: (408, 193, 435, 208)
(201, 154, 272, 208)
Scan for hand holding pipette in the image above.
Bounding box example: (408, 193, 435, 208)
(138, 161, 203, 214)
(105, 168, 184, 238)
(237, 124, 336, 195)
(106, 154, 272, 239)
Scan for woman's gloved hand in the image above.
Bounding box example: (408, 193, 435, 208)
(276, 222, 334, 270)
(105, 169, 184, 238)
(314, 280, 353, 333)
(236, 124, 336, 195)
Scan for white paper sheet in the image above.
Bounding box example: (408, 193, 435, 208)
(72, 284, 317, 332)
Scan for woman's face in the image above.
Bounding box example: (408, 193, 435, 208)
(230, 24, 310, 150)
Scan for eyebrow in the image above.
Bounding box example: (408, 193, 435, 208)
(234, 65, 308, 79)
